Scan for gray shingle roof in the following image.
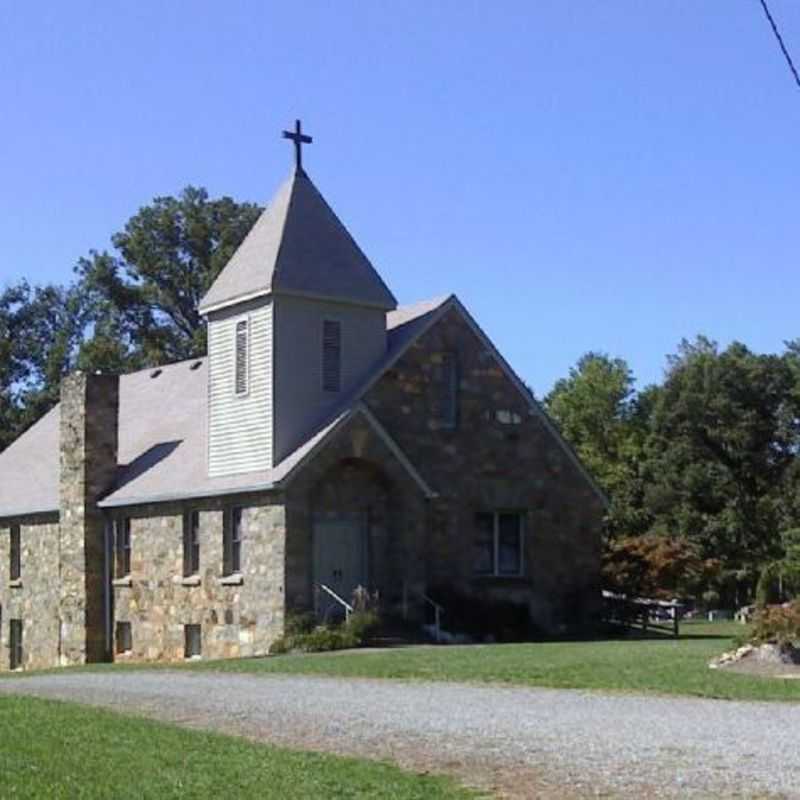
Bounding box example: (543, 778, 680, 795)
(0, 405, 61, 517)
(0, 298, 448, 517)
(198, 169, 397, 314)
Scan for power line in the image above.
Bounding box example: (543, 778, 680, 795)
(758, 0, 800, 89)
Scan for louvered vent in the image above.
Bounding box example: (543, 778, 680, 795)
(322, 320, 341, 393)
(235, 319, 248, 395)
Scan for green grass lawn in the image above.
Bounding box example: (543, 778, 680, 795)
(184, 620, 800, 702)
(0, 694, 476, 799)
(5, 622, 799, 703)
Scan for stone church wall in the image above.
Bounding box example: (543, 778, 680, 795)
(0, 515, 61, 671)
(111, 496, 285, 663)
(285, 415, 429, 615)
(365, 307, 605, 632)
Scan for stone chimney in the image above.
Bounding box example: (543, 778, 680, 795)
(59, 372, 119, 665)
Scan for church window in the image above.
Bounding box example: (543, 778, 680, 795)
(438, 352, 458, 428)
(234, 319, 249, 395)
(223, 507, 243, 576)
(184, 624, 202, 658)
(473, 511, 524, 577)
(183, 510, 200, 577)
(115, 518, 132, 578)
(9, 525, 20, 582)
(322, 320, 342, 393)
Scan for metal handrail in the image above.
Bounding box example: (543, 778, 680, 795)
(318, 583, 353, 621)
(420, 593, 444, 643)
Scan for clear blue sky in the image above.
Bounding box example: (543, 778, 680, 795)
(1, 1, 798, 396)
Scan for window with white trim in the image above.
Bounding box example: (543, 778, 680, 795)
(473, 511, 524, 577)
(322, 320, 341, 393)
(234, 319, 249, 395)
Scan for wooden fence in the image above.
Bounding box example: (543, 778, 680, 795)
(602, 590, 684, 638)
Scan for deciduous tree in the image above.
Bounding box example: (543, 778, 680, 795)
(76, 186, 261, 371)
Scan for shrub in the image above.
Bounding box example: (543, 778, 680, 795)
(751, 600, 800, 646)
(269, 607, 381, 655)
(346, 610, 380, 642)
(283, 611, 316, 637)
(292, 626, 357, 653)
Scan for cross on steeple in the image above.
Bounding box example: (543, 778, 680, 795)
(282, 119, 312, 173)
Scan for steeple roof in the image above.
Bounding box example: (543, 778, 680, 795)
(198, 169, 397, 314)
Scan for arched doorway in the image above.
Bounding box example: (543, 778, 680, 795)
(310, 457, 390, 618)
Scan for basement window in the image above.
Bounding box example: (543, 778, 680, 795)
(473, 512, 524, 577)
(9, 525, 20, 582)
(9, 619, 22, 670)
(115, 622, 132, 655)
(322, 320, 341, 393)
(184, 624, 202, 659)
(234, 319, 249, 395)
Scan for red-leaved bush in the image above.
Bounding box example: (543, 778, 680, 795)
(602, 534, 716, 599)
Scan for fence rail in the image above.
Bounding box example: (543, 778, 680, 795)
(602, 590, 684, 638)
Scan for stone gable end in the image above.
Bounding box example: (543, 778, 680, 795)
(364, 307, 604, 629)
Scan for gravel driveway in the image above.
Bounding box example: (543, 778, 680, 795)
(2, 671, 797, 799)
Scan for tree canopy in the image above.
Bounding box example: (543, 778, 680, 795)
(546, 338, 800, 605)
(0, 187, 260, 448)
(77, 186, 261, 370)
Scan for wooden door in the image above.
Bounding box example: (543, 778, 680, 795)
(313, 513, 366, 620)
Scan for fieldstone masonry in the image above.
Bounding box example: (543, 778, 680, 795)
(364, 308, 604, 629)
(0, 305, 603, 672)
(286, 415, 430, 615)
(112, 498, 285, 662)
(0, 516, 61, 671)
(59, 372, 119, 665)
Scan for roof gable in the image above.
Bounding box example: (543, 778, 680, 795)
(0, 294, 604, 513)
(409, 297, 609, 507)
(199, 170, 397, 314)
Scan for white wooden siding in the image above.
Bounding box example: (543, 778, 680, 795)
(272, 296, 386, 462)
(208, 300, 272, 476)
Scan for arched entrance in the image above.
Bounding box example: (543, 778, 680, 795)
(310, 457, 390, 618)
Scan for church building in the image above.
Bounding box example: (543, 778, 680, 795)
(0, 124, 604, 670)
